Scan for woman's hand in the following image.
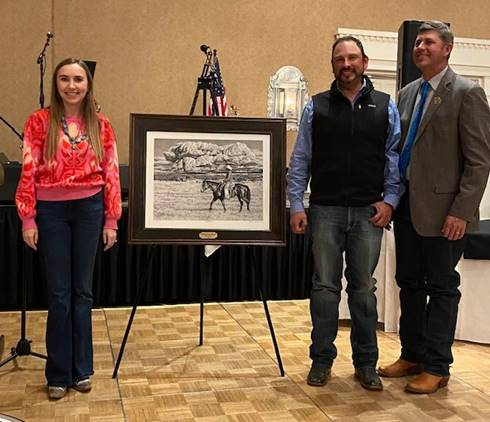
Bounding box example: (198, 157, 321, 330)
(23, 229, 38, 250)
(103, 228, 118, 251)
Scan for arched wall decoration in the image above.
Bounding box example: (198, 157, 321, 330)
(267, 66, 309, 131)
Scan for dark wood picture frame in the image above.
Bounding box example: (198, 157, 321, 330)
(128, 114, 286, 245)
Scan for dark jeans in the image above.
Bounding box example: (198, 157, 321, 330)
(394, 193, 465, 377)
(37, 191, 103, 387)
(309, 204, 383, 369)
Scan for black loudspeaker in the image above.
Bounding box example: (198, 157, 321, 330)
(84, 60, 96, 78)
(0, 161, 21, 203)
(396, 20, 423, 90)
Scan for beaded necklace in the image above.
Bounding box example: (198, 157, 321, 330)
(61, 115, 88, 150)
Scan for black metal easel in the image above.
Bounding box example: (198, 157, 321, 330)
(0, 245, 46, 368)
(199, 247, 284, 376)
(112, 246, 157, 378)
(112, 244, 284, 378)
(250, 247, 284, 376)
(199, 249, 211, 346)
(112, 44, 284, 377)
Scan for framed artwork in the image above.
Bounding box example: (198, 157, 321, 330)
(128, 114, 286, 245)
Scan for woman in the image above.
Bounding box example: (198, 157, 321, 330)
(15, 58, 121, 399)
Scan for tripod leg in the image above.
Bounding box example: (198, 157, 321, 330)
(112, 246, 156, 378)
(189, 84, 201, 115)
(1, 244, 47, 368)
(0, 350, 19, 368)
(250, 247, 285, 377)
(30, 351, 47, 359)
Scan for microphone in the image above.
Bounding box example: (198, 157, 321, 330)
(200, 44, 210, 53)
(47, 32, 54, 38)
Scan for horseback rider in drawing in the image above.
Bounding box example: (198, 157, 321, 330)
(201, 165, 251, 212)
(222, 165, 234, 199)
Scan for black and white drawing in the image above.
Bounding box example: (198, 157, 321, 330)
(145, 132, 270, 230)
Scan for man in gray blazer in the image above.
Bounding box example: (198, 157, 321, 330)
(378, 21, 490, 393)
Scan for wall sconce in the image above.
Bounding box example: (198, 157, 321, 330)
(267, 66, 309, 131)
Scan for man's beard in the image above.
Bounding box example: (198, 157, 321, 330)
(337, 68, 363, 84)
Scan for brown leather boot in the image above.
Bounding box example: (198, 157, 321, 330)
(405, 372, 450, 394)
(378, 358, 423, 377)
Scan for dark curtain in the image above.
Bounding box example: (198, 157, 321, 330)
(0, 205, 313, 310)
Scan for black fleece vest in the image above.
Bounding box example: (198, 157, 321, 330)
(310, 79, 390, 206)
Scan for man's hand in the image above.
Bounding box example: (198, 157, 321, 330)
(442, 215, 467, 241)
(369, 201, 393, 228)
(23, 228, 38, 250)
(103, 228, 118, 251)
(290, 211, 308, 234)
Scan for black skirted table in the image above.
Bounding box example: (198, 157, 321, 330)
(464, 219, 490, 259)
(2, 205, 489, 311)
(0, 204, 312, 309)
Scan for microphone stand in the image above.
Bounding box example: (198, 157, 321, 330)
(0, 113, 20, 360)
(0, 158, 47, 368)
(0, 127, 46, 368)
(37, 33, 53, 109)
(0, 245, 47, 368)
(0, 34, 53, 368)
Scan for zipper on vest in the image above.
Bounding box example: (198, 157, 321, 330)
(344, 101, 356, 205)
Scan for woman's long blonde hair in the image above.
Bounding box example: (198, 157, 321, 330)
(45, 58, 103, 162)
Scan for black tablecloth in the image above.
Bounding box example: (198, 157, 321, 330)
(0, 205, 312, 309)
(3, 204, 488, 310)
(464, 219, 490, 259)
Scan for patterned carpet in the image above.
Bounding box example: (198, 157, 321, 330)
(1, 301, 490, 421)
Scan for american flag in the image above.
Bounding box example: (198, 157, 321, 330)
(207, 52, 228, 117)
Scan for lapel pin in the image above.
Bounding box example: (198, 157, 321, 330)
(434, 96, 442, 105)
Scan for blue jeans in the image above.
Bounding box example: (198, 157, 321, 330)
(37, 191, 103, 387)
(309, 204, 383, 369)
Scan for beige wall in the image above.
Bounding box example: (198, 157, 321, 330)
(1, 0, 490, 163)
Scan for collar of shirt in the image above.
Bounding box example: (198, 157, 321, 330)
(423, 66, 449, 92)
(336, 78, 367, 104)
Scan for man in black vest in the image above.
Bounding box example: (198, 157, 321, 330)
(287, 36, 401, 390)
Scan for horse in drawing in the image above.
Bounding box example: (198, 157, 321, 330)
(201, 179, 251, 212)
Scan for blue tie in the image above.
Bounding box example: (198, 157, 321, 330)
(399, 80, 431, 179)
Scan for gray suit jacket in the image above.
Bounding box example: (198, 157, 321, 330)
(398, 67, 490, 236)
